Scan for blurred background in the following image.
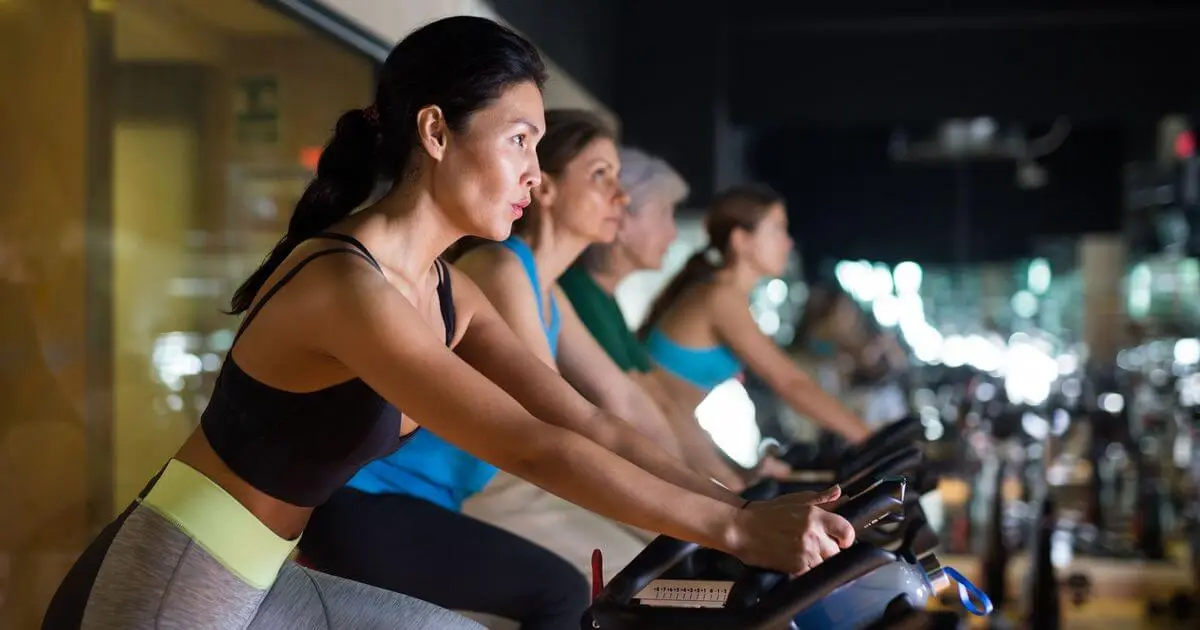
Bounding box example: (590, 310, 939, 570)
(3, 0, 1200, 627)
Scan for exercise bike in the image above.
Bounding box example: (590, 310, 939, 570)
(662, 421, 935, 585)
(777, 417, 929, 486)
(583, 477, 992, 629)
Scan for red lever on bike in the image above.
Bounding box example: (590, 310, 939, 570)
(591, 549, 604, 601)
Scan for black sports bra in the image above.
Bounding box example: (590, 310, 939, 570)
(199, 232, 456, 507)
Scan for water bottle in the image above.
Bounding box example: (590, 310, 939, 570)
(791, 554, 992, 629)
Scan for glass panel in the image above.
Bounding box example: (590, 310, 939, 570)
(0, 0, 375, 623)
(0, 0, 93, 625)
(108, 0, 373, 507)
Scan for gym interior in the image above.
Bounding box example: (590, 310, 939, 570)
(2, 0, 1200, 628)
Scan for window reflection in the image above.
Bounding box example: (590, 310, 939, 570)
(0, 0, 374, 624)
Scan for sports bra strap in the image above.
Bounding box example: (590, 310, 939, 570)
(232, 233, 456, 349)
(312, 232, 382, 269)
(234, 246, 381, 344)
(435, 258, 456, 346)
(234, 232, 381, 345)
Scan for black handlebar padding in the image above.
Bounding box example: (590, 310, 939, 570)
(583, 545, 895, 630)
(596, 481, 780, 604)
(783, 416, 923, 476)
(837, 477, 908, 531)
(724, 477, 908, 610)
(838, 421, 923, 483)
(839, 447, 923, 499)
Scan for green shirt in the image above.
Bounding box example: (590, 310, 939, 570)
(559, 265, 652, 373)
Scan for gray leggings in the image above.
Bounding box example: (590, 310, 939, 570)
(76, 506, 483, 629)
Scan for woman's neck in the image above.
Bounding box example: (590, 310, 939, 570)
(587, 247, 638, 295)
(352, 182, 462, 284)
(518, 211, 592, 291)
(715, 260, 762, 294)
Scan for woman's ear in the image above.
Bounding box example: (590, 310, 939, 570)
(415, 105, 448, 161)
(531, 171, 557, 208)
(728, 225, 754, 257)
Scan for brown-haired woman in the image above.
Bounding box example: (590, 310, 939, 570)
(453, 109, 694, 585)
(640, 186, 873, 449)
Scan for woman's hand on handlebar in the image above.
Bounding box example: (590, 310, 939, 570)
(725, 485, 855, 574)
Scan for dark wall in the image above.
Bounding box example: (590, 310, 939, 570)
(490, 0, 619, 106)
(727, 24, 1200, 126)
(612, 0, 726, 205)
(502, 1, 1198, 263)
(752, 124, 1125, 269)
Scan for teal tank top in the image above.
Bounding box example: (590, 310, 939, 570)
(644, 327, 742, 392)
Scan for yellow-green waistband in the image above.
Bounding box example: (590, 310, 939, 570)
(141, 459, 299, 590)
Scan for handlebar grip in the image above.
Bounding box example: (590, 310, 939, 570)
(856, 502, 936, 552)
(872, 416, 924, 447)
(839, 447, 922, 499)
(836, 417, 924, 479)
(836, 477, 907, 531)
(726, 478, 906, 612)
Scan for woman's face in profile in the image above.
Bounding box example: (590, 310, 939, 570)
(618, 194, 678, 271)
(745, 203, 793, 277)
(545, 136, 627, 245)
(434, 81, 546, 240)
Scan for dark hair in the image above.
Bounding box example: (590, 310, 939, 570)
(445, 108, 616, 262)
(229, 16, 547, 314)
(638, 184, 783, 337)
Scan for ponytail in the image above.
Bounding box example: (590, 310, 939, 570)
(638, 248, 719, 338)
(228, 108, 380, 314)
(639, 183, 784, 336)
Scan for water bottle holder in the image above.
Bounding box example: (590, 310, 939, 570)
(943, 567, 994, 617)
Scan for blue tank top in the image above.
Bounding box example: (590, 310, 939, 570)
(644, 327, 742, 393)
(346, 236, 561, 510)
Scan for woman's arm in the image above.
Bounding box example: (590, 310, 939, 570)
(451, 270, 744, 508)
(634, 369, 749, 491)
(708, 285, 872, 444)
(317, 256, 861, 572)
(456, 247, 677, 455)
(453, 246, 557, 366)
(553, 290, 682, 456)
(313, 256, 741, 549)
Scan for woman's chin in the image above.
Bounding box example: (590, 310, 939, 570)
(595, 226, 621, 245)
(478, 220, 514, 242)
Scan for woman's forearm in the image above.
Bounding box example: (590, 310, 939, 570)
(681, 431, 747, 491)
(633, 371, 745, 489)
(663, 402, 747, 489)
(589, 408, 747, 508)
(516, 418, 741, 550)
(611, 383, 685, 459)
(783, 378, 871, 444)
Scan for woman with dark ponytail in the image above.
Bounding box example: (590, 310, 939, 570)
(44, 16, 856, 630)
(639, 185, 873, 447)
(299, 109, 678, 628)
